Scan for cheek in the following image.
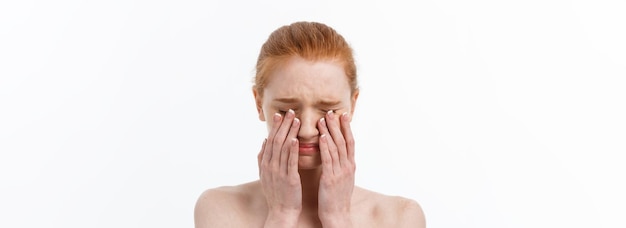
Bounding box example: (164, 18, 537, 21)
(333, 108, 350, 117)
(262, 109, 272, 132)
(328, 108, 350, 125)
(261, 104, 274, 121)
(265, 119, 276, 134)
(264, 110, 283, 133)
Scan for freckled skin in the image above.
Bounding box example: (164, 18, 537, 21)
(194, 57, 426, 228)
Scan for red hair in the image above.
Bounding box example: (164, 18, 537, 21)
(253, 21, 358, 96)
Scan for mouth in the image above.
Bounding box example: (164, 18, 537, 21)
(298, 143, 319, 155)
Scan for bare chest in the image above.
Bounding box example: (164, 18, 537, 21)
(239, 206, 386, 228)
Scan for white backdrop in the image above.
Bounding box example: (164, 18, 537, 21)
(1, 0, 625, 227)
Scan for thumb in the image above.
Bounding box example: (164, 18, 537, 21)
(258, 139, 267, 174)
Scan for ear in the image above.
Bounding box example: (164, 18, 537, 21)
(349, 89, 359, 121)
(253, 88, 266, 121)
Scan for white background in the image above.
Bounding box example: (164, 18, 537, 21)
(1, 0, 625, 227)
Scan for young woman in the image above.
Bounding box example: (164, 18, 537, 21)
(195, 21, 425, 228)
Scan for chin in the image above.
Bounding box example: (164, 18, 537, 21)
(298, 157, 321, 170)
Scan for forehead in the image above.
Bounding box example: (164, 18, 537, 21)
(264, 57, 351, 101)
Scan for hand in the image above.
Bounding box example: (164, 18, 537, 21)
(317, 111, 356, 227)
(257, 110, 302, 227)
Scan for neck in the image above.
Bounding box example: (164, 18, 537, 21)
(299, 167, 322, 210)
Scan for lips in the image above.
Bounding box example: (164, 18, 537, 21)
(298, 143, 319, 155)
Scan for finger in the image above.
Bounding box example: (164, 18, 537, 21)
(258, 138, 267, 175)
(340, 112, 356, 163)
(287, 138, 299, 176)
(281, 117, 300, 173)
(264, 113, 282, 164)
(318, 117, 330, 137)
(276, 109, 295, 166)
(319, 117, 340, 172)
(258, 138, 267, 165)
(325, 110, 347, 166)
(326, 111, 348, 162)
(271, 110, 291, 169)
(319, 134, 333, 175)
(318, 117, 338, 157)
(286, 117, 301, 141)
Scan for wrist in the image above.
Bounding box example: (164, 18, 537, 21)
(264, 210, 300, 228)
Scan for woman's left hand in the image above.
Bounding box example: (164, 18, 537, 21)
(317, 111, 355, 227)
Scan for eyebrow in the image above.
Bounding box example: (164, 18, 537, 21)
(274, 98, 299, 104)
(316, 100, 341, 107)
(273, 98, 341, 107)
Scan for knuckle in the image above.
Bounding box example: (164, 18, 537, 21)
(346, 138, 355, 147)
(267, 164, 278, 173)
(337, 140, 347, 149)
(324, 177, 337, 185)
(346, 165, 355, 173)
(272, 137, 282, 148)
(287, 176, 299, 185)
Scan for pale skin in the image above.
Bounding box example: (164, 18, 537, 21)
(194, 56, 426, 227)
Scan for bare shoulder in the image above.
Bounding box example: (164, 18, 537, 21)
(354, 187, 426, 228)
(391, 195, 426, 228)
(194, 181, 263, 228)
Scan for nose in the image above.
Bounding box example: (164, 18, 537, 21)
(297, 109, 320, 141)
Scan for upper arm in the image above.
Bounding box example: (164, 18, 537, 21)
(194, 189, 240, 228)
(396, 198, 426, 228)
(194, 189, 215, 228)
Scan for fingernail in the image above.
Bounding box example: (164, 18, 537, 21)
(293, 118, 300, 126)
(320, 117, 325, 124)
(342, 112, 349, 120)
(274, 113, 281, 122)
(288, 109, 295, 117)
(327, 110, 334, 118)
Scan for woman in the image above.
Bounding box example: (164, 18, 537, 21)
(195, 21, 425, 227)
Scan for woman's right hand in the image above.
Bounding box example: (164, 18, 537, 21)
(257, 109, 302, 227)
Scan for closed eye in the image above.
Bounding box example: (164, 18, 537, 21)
(277, 109, 298, 115)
